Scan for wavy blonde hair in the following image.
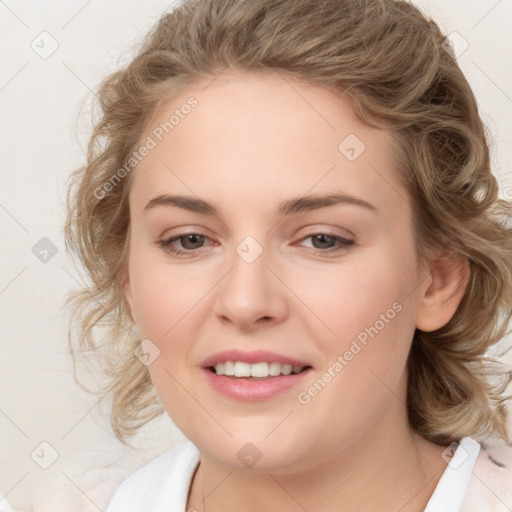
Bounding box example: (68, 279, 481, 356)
(65, 0, 512, 445)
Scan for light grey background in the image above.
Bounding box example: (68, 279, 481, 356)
(1, 1, 511, 511)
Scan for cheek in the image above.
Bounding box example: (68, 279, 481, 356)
(303, 245, 418, 346)
(305, 245, 419, 407)
(127, 247, 206, 339)
(304, 242, 419, 408)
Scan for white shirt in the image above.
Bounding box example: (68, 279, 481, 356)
(105, 437, 511, 512)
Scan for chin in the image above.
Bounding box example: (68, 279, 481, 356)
(195, 430, 315, 473)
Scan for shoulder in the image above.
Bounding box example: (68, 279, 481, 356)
(105, 441, 200, 512)
(463, 441, 512, 511)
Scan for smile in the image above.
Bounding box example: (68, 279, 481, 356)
(211, 361, 307, 378)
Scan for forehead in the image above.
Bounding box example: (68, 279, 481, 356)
(130, 70, 408, 219)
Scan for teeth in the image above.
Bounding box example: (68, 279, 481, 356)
(224, 361, 235, 376)
(269, 362, 281, 376)
(213, 361, 305, 378)
(251, 362, 269, 378)
(234, 361, 251, 377)
(281, 364, 292, 376)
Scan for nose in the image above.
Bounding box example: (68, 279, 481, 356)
(212, 238, 289, 332)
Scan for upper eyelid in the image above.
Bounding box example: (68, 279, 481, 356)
(159, 223, 355, 239)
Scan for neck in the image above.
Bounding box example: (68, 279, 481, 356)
(187, 413, 447, 512)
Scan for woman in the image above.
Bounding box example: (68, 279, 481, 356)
(65, 0, 512, 510)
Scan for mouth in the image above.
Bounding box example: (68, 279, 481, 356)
(200, 349, 313, 400)
(208, 361, 312, 379)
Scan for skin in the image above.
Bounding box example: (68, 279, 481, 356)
(123, 69, 470, 511)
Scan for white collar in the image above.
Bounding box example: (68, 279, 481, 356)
(424, 437, 481, 512)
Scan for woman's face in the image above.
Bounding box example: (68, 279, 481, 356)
(124, 70, 429, 472)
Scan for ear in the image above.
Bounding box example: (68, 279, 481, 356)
(415, 249, 471, 332)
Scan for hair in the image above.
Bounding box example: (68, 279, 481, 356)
(65, 0, 512, 446)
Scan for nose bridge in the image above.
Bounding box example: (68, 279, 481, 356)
(213, 232, 288, 327)
(227, 233, 271, 304)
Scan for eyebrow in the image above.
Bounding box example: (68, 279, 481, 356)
(143, 192, 377, 216)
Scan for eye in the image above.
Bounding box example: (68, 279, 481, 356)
(158, 231, 354, 257)
(158, 233, 215, 256)
(296, 232, 354, 253)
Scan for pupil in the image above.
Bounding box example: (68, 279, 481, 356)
(183, 234, 204, 249)
(313, 234, 334, 249)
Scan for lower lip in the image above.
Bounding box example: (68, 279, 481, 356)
(202, 367, 312, 401)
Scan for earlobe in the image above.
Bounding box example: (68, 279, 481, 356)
(414, 251, 471, 332)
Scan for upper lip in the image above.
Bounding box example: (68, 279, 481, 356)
(201, 349, 311, 368)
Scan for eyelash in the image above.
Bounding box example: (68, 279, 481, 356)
(158, 232, 354, 257)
